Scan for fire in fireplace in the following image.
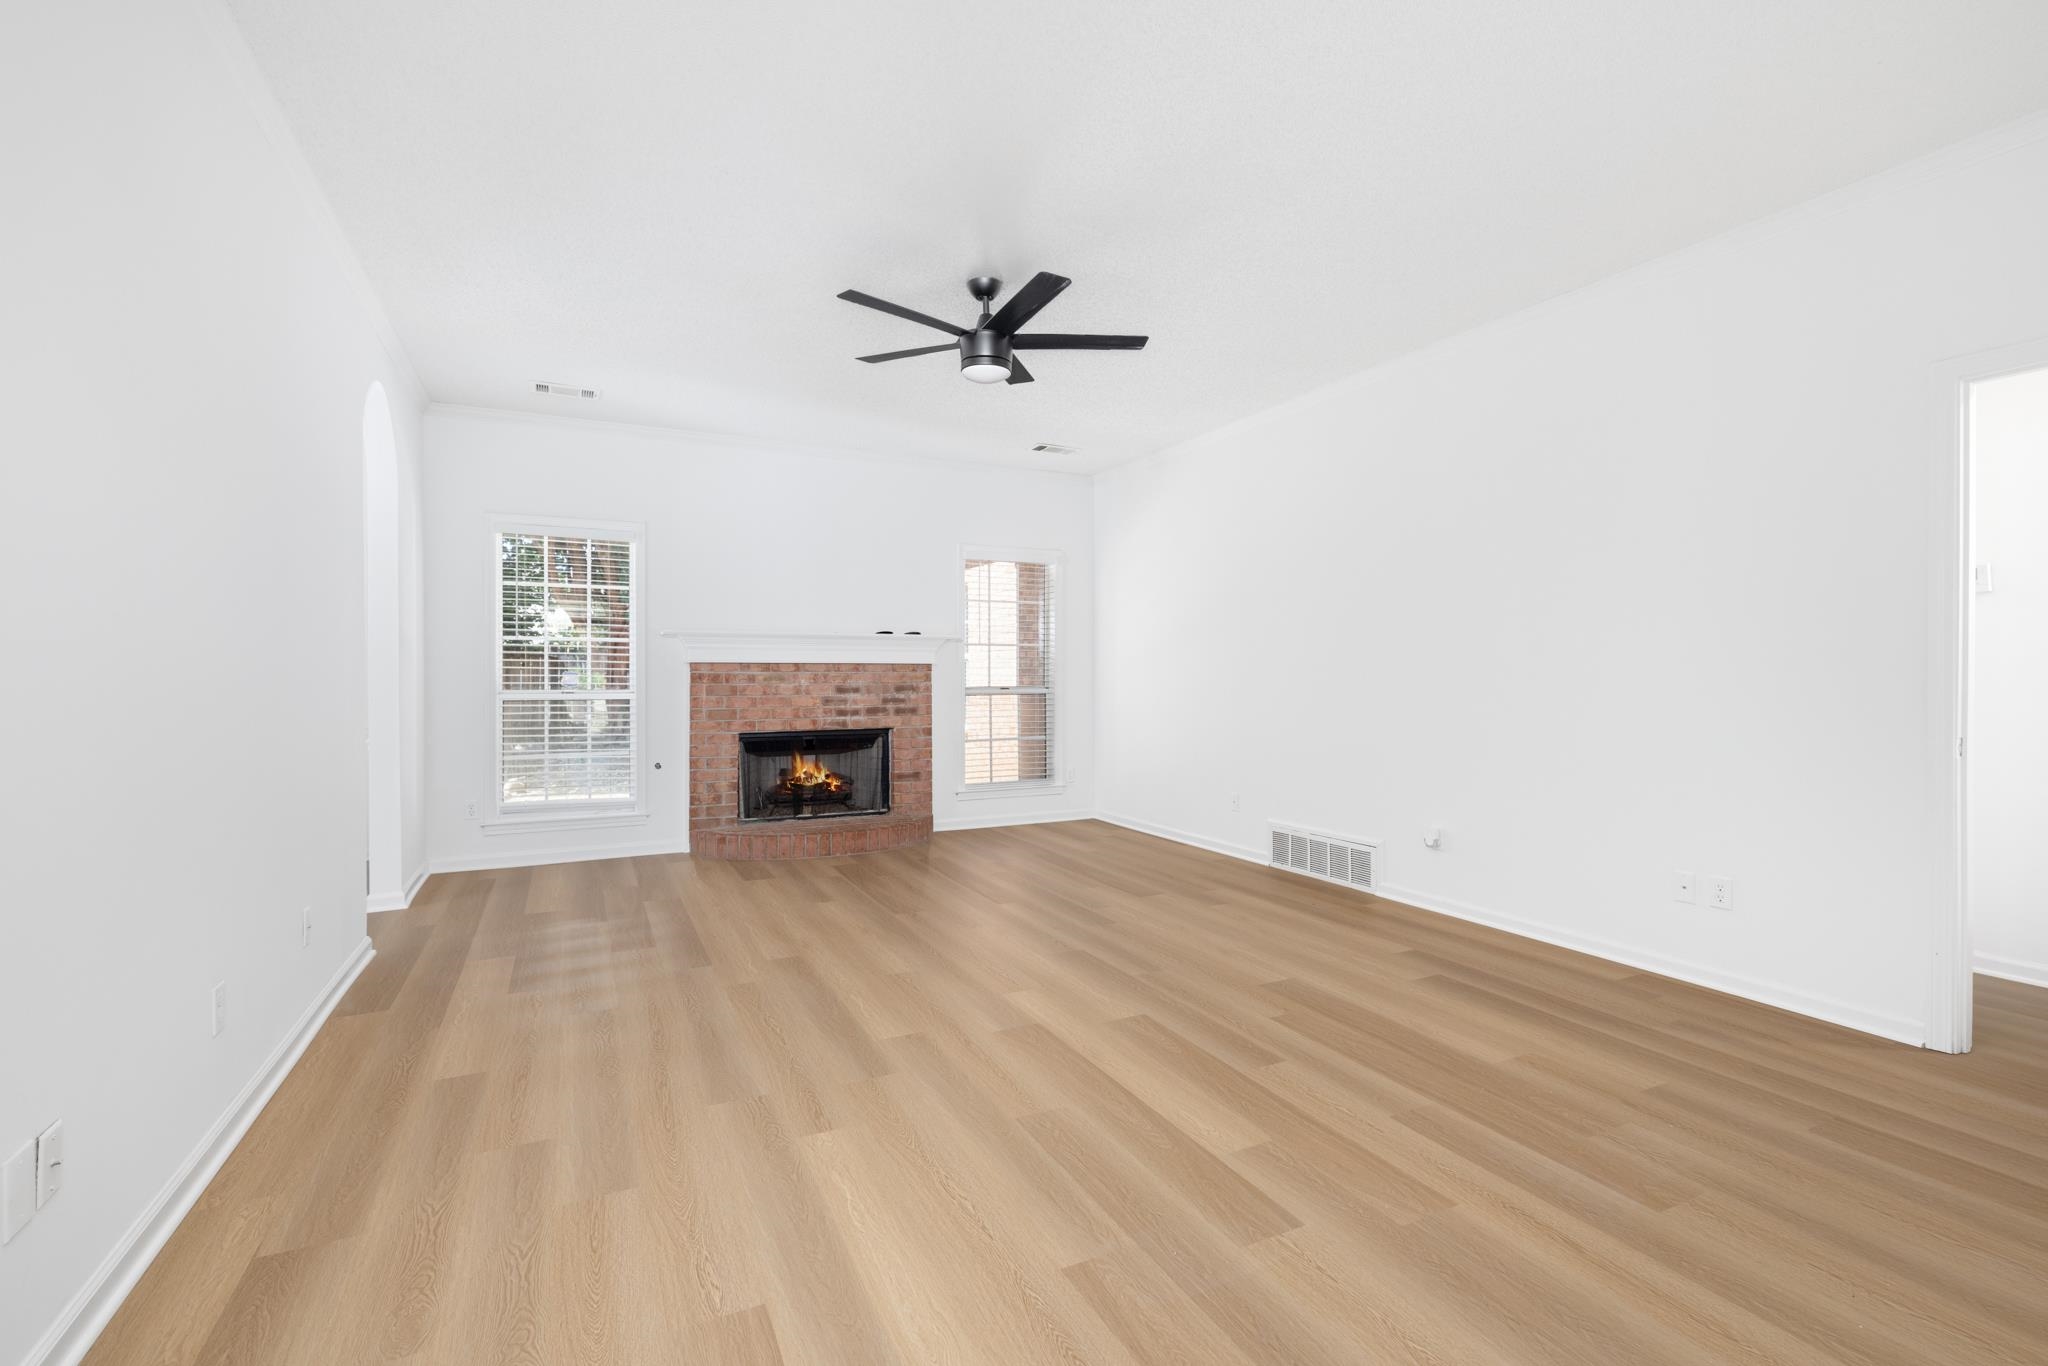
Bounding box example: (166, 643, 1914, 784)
(738, 728, 891, 822)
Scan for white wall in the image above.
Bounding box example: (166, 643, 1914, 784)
(1095, 116, 2048, 1045)
(422, 409, 1096, 870)
(1970, 365, 2048, 987)
(0, 2, 425, 1362)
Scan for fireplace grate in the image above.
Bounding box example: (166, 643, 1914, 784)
(1269, 823, 1378, 892)
(737, 727, 891, 823)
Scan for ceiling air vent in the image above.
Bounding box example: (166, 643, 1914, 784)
(1269, 822, 1378, 892)
(1031, 442, 1078, 455)
(534, 381, 600, 399)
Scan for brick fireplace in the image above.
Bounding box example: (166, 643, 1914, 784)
(688, 660, 933, 859)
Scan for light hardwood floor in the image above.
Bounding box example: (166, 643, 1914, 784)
(87, 821, 2048, 1364)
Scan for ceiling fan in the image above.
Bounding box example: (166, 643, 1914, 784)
(837, 272, 1147, 385)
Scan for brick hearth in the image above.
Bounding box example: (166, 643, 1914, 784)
(689, 661, 932, 859)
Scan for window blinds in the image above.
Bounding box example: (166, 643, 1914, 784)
(497, 530, 637, 809)
(963, 558, 1055, 786)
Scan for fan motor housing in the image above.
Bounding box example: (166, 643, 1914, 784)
(966, 333, 1015, 366)
(958, 330, 1012, 375)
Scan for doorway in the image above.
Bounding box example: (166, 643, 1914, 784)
(1936, 351, 2048, 1053)
(1967, 364, 2048, 985)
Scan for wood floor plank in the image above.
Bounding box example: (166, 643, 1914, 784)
(998, 1022, 1303, 1246)
(80, 822, 2048, 1365)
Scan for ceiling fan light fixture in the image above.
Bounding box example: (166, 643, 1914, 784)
(958, 327, 1013, 384)
(838, 272, 1147, 390)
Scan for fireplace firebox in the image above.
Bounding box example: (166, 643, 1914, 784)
(737, 728, 892, 822)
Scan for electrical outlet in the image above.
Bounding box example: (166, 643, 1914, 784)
(1708, 876, 1734, 910)
(301, 905, 312, 947)
(1230, 793, 1241, 812)
(1674, 871, 1698, 905)
(1422, 826, 1443, 849)
(2, 1141, 34, 1244)
(465, 801, 478, 820)
(211, 982, 227, 1038)
(34, 1122, 62, 1209)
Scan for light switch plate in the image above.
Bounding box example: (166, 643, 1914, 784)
(2, 1140, 34, 1244)
(1674, 871, 1698, 905)
(35, 1121, 62, 1208)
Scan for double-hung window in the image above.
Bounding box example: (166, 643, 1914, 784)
(963, 554, 1056, 787)
(495, 523, 639, 813)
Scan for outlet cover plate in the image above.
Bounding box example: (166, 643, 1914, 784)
(1708, 876, 1733, 909)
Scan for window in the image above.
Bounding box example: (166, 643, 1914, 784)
(963, 555, 1056, 786)
(495, 524, 638, 812)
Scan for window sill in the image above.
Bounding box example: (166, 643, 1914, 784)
(482, 809, 649, 837)
(955, 782, 1067, 801)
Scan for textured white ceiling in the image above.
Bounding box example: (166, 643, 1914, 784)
(226, 0, 2048, 472)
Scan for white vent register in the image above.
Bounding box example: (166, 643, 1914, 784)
(1269, 823, 1379, 891)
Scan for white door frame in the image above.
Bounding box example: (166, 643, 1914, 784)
(362, 381, 404, 908)
(1926, 336, 2048, 1054)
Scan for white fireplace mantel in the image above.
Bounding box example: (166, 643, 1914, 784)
(660, 629, 961, 665)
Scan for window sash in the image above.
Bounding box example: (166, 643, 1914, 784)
(495, 527, 639, 812)
(963, 556, 1056, 787)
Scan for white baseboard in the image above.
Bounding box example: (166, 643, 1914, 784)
(1093, 810, 1268, 865)
(1372, 881, 1925, 1047)
(364, 863, 429, 913)
(428, 836, 690, 875)
(935, 809, 1095, 833)
(1094, 811, 1924, 1047)
(27, 936, 376, 1366)
(1976, 952, 2048, 990)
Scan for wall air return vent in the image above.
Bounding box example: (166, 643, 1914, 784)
(1268, 822, 1378, 892)
(534, 381, 600, 399)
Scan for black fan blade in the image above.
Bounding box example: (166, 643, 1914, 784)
(985, 272, 1071, 336)
(857, 343, 957, 363)
(837, 290, 966, 336)
(1006, 356, 1035, 385)
(1011, 333, 1148, 350)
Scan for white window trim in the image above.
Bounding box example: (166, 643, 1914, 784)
(481, 810, 651, 837)
(955, 780, 1069, 801)
(958, 543, 1063, 797)
(489, 513, 648, 825)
